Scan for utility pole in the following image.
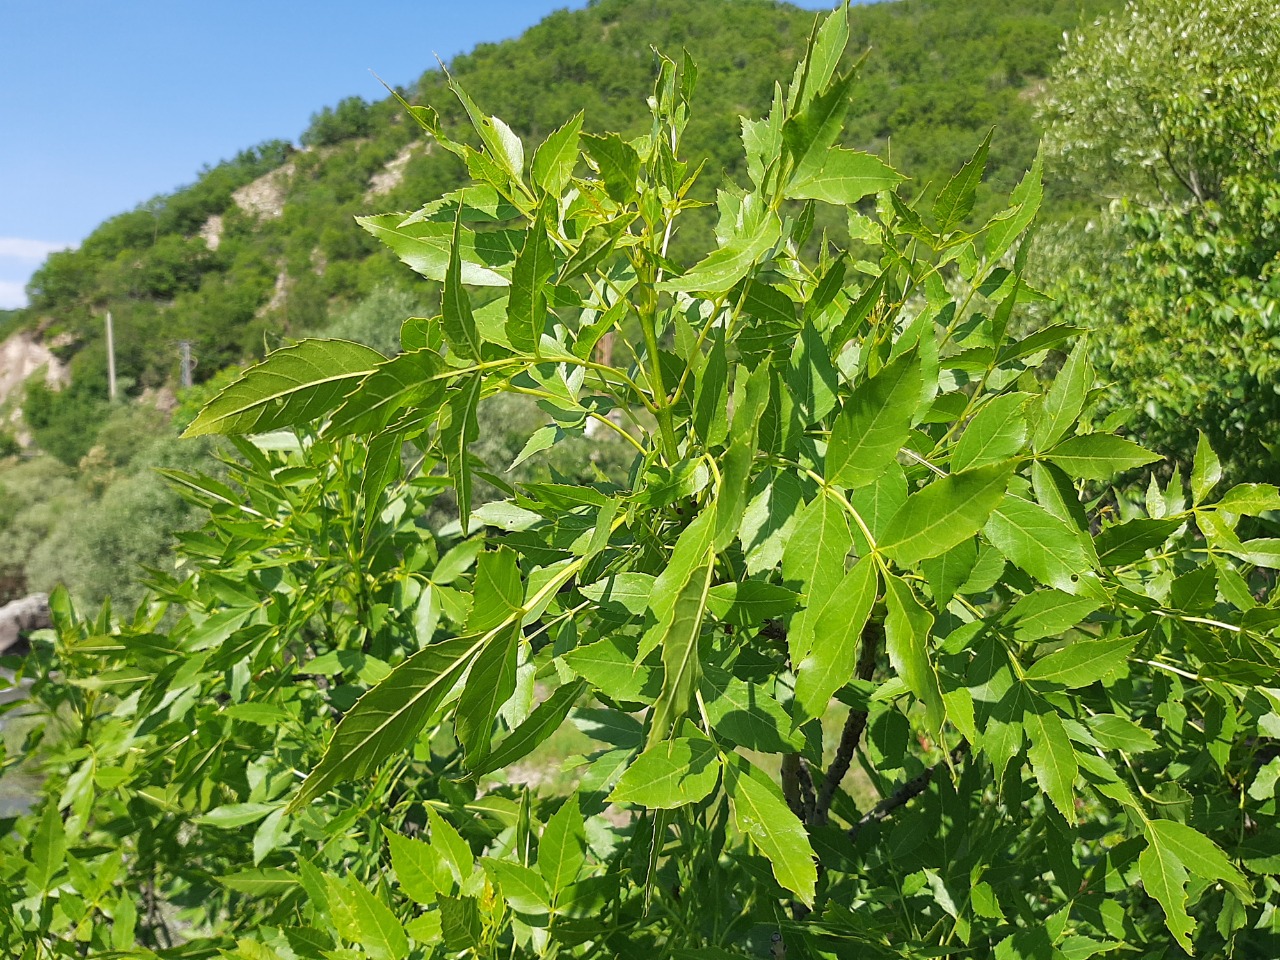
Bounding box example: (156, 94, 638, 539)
(179, 340, 194, 389)
(105, 310, 117, 401)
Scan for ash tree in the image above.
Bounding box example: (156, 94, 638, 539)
(3, 3, 1280, 958)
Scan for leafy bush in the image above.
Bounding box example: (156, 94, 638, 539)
(4, 6, 1279, 958)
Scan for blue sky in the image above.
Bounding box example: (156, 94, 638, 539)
(0, 0, 835, 309)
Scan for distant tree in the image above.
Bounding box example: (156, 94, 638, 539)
(1042, 0, 1280, 481)
(302, 95, 374, 147)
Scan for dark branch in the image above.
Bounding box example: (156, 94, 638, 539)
(848, 742, 970, 843)
(815, 619, 881, 823)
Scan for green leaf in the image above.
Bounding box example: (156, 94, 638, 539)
(219, 868, 299, 896)
(483, 859, 550, 916)
(426, 807, 474, 887)
(580, 573, 655, 617)
(474, 680, 586, 776)
(439, 896, 481, 950)
(1004, 590, 1101, 642)
(348, 879, 410, 960)
(781, 491, 853, 663)
(880, 462, 1014, 567)
(326, 347, 446, 439)
(182, 339, 385, 437)
(27, 803, 66, 892)
(650, 554, 716, 744)
(1032, 339, 1091, 452)
(658, 213, 782, 294)
(1227, 538, 1280, 569)
(705, 581, 798, 627)
(985, 149, 1044, 263)
(466, 547, 524, 636)
(562, 636, 654, 703)
(787, 0, 849, 110)
(725, 757, 817, 905)
(583, 132, 640, 204)
(1025, 706, 1078, 821)
(386, 831, 449, 904)
(443, 207, 483, 358)
(933, 129, 991, 234)
(444, 375, 482, 535)
(1191, 430, 1222, 505)
(1025, 635, 1136, 688)
(693, 331, 730, 447)
(194, 802, 280, 829)
(1215, 483, 1280, 516)
(1094, 518, 1182, 566)
(884, 573, 945, 734)
(827, 349, 922, 489)
(952, 393, 1030, 472)
(1086, 714, 1157, 754)
(738, 470, 805, 576)
(356, 214, 512, 286)
(787, 148, 904, 205)
(783, 69, 858, 185)
(531, 111, 582, 195)
(1045, 434, 1160, 481)
(794, 555, 878, 725)
(611, 736, 722, 809)
(289, 635, 481, 810)
(984, 495, 1093, 593)
(506, 202, 557, 353)
(701, 670, 804, 753)
(539, 793, 586, 895)
(785, 320, 839, 427)
(456, 623, 519, 766)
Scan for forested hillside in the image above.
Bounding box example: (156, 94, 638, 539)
(8, 0, 1110, 455)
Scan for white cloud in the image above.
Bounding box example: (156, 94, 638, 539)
(0, 237, 72, 261)
(0, 281, 27, 310)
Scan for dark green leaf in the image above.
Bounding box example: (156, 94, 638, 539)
(880, 462, 1014, 567)
(827, 349, 922, 489)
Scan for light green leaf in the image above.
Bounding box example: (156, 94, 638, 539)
(985, 149, 1044, 263)
(219, 868, 299, 896)
(531, 112, 582, 195)
(781, 491, 853, 663)
(455, 623, 519, 766)
(725, 757, 817, 905)
(985, 495, 1093, 592)
(562, 636, 654, 703)
(952, 393, 1030, 472)
(426, 807, 474, 888)
(356, 214, 512, 286)
(326, 347, 446, 439)
(1139, 818, 1249, 952)
(1191, 430, 1222, 505)
(933, 129, 991, 234)
(348, 879, 410, 960)
(27, 803, 66, 892)
(1025, 635, 1136, 688)
(785, 320, 839, 426)
(1032, 339, 1091, 452)
(289, 635, 481, 810)
(482, 859, 549, 916)
(443, 208, 483, 358)
(182, 339, 386, 437)
(884, 573, 945, 735)
(580, 573, 655, 616)
(706, 581, 798, 627)
(506, 203, 557, 353)
(611, 737, 721, 809)
(1025, 706, 1078, 820)
(1215, 483, 1280, 516)
(539, 793, 586, 895)
(701, 670, 804, 753)
(738, 470, 804, 576)
(650, 554, 716, 744)
(194, 802, 280, 829)
(1227, 538, 1280, 569)
(1094, 518, 1181, 566)
(475, 680, 586, 777)
(1045, 434, 1160, 481)
(787, 148, 904, 205)
(787, 0, 849, 110)
(583, 132, 640, 204)
(386, 831, 449, 904)
(881, 462, 1014, 567)
(1086, 714, 1157, 754)
(827, 349, 922, 489)
(1004, 590, 1101, 642)
(783, 69, 858, 184)
(658, 213, 782, 294)
(794, 555, 878, 725)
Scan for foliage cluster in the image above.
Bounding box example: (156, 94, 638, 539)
(1040, 0, 1280, 482)
(8, 0, 1112, 468)
(4, 8, 1280, 958)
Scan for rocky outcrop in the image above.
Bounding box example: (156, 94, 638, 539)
(0, 330, 66, 409)
(367, 144, 418, 199)
(231, 162, 295, 220)
(0, 593, 51, 656)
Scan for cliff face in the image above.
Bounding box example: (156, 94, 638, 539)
(0, 329, 67, 445)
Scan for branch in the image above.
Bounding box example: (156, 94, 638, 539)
(848, 742, 969, 843)
(815, 619, 881, 823)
